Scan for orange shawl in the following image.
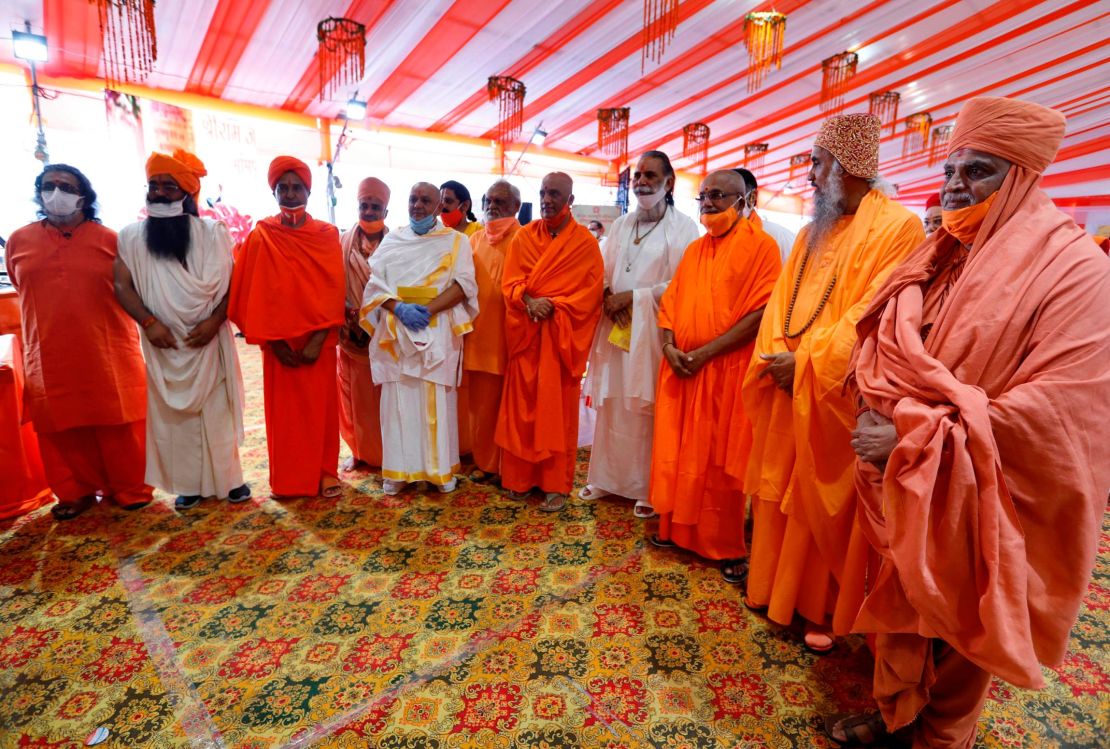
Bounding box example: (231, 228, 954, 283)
(339, 226, 384, 358)
(228, 215, 345, 344)
(852, 170, 1110, 688)
(495, 219, 603, 461)
(464, 221, 518, 376)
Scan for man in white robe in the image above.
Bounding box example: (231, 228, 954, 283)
(582, 151, 699, 518)
(360, 182, 478, 495)
(114, 151, 247, 509)
(736, 168, 796, 264)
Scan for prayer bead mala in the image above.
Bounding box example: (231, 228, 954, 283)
(783, 249, 837, 339)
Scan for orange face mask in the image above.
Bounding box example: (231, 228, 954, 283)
(543, 203, 571, 232)
(941, 191, 997, 247)
(700, 203, 740, 238)
(485, 216, 516, 244)
(441, 208, 465, 229)
(359, 218, 385, 235)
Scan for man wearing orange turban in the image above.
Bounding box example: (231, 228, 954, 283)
(833, 97, 1110, 747)
(114, 151, 249, 509)
(742, 113, 925, 654)
(229, 156, 346, 498)
(337, 176, 391, 472)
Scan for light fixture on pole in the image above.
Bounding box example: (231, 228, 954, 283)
(532, 126, 547, 146)
(506, 121, 546, 177)
(345, 97, 367, 120)
(12, 22, 49, 163)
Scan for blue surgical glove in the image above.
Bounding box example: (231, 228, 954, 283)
(393, 302, 431, 331)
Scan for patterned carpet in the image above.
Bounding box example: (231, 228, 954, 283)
(1, 340, 1107, 749)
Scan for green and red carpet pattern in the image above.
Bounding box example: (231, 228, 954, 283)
(1, 341, 1107, 748)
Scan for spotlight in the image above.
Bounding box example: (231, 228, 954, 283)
(12, 29, 48, 63)
(532, 127, 547, 146)
(345, 98, 367, 120)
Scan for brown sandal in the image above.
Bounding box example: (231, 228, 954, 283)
(51, 495, 96, 521)
(825, 712, 908, 747)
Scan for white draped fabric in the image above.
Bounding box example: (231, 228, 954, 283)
(583, 205, 699, 500)
(117, 217, 244, 497)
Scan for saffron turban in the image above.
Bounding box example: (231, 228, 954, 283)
(267, 156, 312, 192)
(357, 177, 390, 204)
(814, 113, 881, 179)
(925, 193, 941, 209)
(146, 149, 207, 201)
(947, 96, 1065, 175)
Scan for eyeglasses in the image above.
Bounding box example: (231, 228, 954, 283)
(694, 190, 741, 203)
(40, 182, 81, 195)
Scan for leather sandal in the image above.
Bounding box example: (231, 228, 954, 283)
(50, 495, 96, 521)
(539, 492, 567, 513)
(720, 558, 748, 585)
(825, 712, 909, 747)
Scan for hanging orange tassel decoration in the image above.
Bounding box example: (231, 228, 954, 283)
(641, 0, 679, 72)
(789, 152, 810, 182)
(743, 12, 787, 93)
(487, 76, 526, 145)
(317, 17, 366, 102)
(820, 51, 858, 115)
(682, 123, 710, 174)
(868, 91, 900, 134)
(744, 143, 769, 173)
(929, 124, 953, 166)
(92, 0, 157, 86)
(903, 112, 932, 158)
(598, 108, 630, 165)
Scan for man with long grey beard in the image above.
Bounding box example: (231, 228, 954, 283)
(114, 150, 249, 510)
(741, 114, 924, 655)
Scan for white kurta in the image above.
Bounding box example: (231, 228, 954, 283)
(117, 217, 245, 497)
(360, 222, 478, 485)
(582, 205, 699, 500)
(759, 216, 797, 265)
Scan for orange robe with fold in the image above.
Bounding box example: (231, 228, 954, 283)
(650, 217, 780, 560)
(742, 191, 923, 633)
(6, 220, 151, 507)
(852, 172, 1110, 747)
(337, 226, 383, 467)
(229, 215, 345, 496)
(496, 219, 603, 494)
(458, 221, 517, 474)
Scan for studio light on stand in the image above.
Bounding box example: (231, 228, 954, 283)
(12, 23, 49, 163)
(345, 97, 367, 121)
(507, 121, 546, 177)
(326, 96, 367, 224)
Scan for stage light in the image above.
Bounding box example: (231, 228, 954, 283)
(345, 98, 367, 120)
(532, 127, 547, 146)
(12, 29, 48, 63)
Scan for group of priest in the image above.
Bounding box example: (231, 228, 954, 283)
(5, 95, 1109, 749)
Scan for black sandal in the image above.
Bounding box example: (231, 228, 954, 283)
(50, 495, 96, 521)
(825, 712, 909, 747)
(649, 534, 675, 548)
(720, 557, 748, 585)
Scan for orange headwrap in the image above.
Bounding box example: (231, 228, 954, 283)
(813, 113, 881, 179)
(146, 149, 207, 202)
(267, 156, 312, 192)
(947, 97, 1065, 174)
(357, 177, 390, 204)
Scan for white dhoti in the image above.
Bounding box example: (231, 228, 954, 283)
(380, 379, 459, 486)
(587, 398, 653, 500)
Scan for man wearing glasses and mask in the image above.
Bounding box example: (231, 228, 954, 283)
(647, 168, 781, 583)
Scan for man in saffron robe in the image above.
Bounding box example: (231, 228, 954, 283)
(360, 182, 477, 494)
(582, 151, 699, 518)
(6, 164, 151, 519)
(830, 97, 1110, 749)
(338, 176, 390, 471)
(496, 172, 604, 512)
(115, 150, 248, 510)
(648, 169, 780, 574)
(228, 156, 345, 498)
(923, 192, 942, 236)
(457, 180, 521, 484)
(742, 114, 924, 653)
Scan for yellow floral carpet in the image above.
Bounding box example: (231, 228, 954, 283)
(1, 341, 1107, 748)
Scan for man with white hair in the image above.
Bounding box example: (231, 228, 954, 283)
(742, 113, 924, 653)
(582, 151, 698, 518)
(360, 182, 477, 495)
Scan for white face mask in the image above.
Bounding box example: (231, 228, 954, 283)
(147, 199, 186, 218)
(41, 188, 83, 219)
(635, 188, 666, 211)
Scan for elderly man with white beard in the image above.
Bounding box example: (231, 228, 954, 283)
(114, 150, 249, 510)
(581, 150, 700, 518)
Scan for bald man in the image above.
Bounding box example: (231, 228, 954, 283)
(458, 180, 522, 484)
(360, 182, 477, 495)
(496, 173, 604, 512)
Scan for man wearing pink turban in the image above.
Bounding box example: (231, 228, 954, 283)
(830, 98, 1110, 747)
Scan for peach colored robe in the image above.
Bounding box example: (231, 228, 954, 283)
(337, 226, 383, 467)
